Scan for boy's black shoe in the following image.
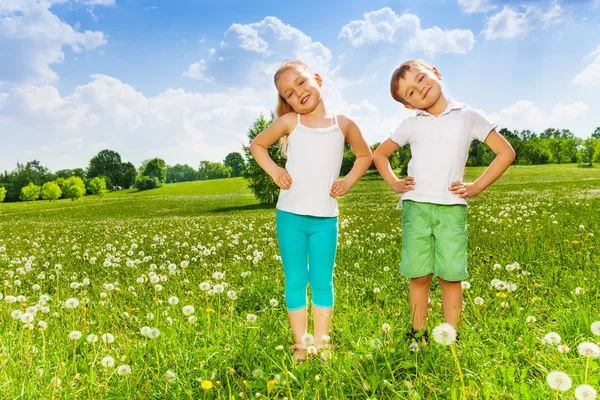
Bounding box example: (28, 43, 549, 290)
(406, 328, 429, 344)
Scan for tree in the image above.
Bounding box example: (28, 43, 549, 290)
(223, 152, 245, 177)
(340, 149, 356, 176)
(592, 127, 600, 139)
(167, 164, 197, 183)
(140, 158, 167, 184)
(55, 169, 86, 180)
(88, 150, 122, 187)
(119, 162, 137, 189)
(41, 182, 62, 201)
(20, 183, 41, 201)
(88, 177, 108, 198)
(0, 187, 6, 203)
(197, 161, 231, 180)
(242, 114, 285, 204)
(63, 176, 86, 200)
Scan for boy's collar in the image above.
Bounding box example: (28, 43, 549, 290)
(415, 98, 465, 117)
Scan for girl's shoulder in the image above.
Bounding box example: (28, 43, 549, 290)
(276, 112, 299, 134)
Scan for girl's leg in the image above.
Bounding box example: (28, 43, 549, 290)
(307, 217, 338, 346)
(409, 274, 433, 331)
(276, 211, 309, 346)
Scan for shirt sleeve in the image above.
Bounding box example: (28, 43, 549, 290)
(468, 109, 498, 142)
(390, 118, 411, 146)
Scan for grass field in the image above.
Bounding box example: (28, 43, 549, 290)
(0, 164, 599, 399)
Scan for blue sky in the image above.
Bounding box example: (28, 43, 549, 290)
(1, 0, 599, 172)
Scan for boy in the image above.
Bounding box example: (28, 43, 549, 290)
(373, 59, 515, 343)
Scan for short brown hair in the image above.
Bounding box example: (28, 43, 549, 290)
(390, 59, 434, 104)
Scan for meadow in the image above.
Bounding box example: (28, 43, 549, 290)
(0, 164, 599, 399)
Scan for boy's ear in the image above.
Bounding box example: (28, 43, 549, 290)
(432, 67, 442, 80)
(404, 104, 418, 110)
(314, 73, 323, 87)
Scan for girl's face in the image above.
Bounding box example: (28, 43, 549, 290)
(276, 67, 323, 113)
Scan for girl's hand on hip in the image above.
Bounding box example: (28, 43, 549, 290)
(270, 167, 293, 190)
(330, 178, 351, 198)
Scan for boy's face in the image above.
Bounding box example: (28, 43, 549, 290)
(396, 66, 442, 110)
(276, 67, 323, 113)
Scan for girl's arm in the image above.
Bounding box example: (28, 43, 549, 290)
(250, 113, 294, 190)
(330, 115, 372, 197)
(449, 129, 516, 198)
(373, 139, 415, 193)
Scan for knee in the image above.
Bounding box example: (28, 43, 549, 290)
(411, 274, 433, 286)
(437, 277, 461, 288)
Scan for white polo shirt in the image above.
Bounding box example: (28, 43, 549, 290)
(390, 99, 497, 207)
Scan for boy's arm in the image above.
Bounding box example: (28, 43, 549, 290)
(250, 113, 294, 190)
(374, 139, 415, 193)
(449, 129, 515, 198)
(330, 115, 372, 197)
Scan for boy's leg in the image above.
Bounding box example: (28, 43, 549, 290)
(400, 201, 435, 331)
(437, 277, 463, 329)
(410, 274, 433, 330)
(432, 204, 468, 329)
(307, 216, 338, 346)
(276, 210, 309, 345)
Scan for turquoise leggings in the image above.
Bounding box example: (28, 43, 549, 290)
(276, 210, 338, 310)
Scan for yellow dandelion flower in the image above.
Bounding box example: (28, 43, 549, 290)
(496, 292, 508, 298)
(532, 296, 542, 301)
(201, 380, 213, 390)
(571, 240, 579, 244)
(267, 379, 276, 394)
(207, 308, 215, 313)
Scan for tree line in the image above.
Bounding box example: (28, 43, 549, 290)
(0, 151, 246, 203)
(1, 115, 599, 204)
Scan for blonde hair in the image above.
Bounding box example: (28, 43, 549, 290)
(390, 59, 434, 105)
(273, 60, 313, 154)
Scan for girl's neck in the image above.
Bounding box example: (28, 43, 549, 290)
(301, 100, 329, 120)
(425, 93, 449, 117)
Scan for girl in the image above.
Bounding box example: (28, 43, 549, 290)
(250, 60, 372, 362)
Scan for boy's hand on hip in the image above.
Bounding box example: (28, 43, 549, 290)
(391, 177, 415, 193)
(330, 178, 351, 198)
(449, 181, 481, 198)
(270, 167, 292, 190)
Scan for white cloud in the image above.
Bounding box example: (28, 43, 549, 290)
(482, 6, 530, 39)
(483, 2, 563, 40)
(572, 45, 600, 88)
(0, 0, 107, 84)
(182, 59, 208, 81)
(82, 0, 115, 5)
(0, 75, 274, 171)
(223, 17, 333, 74)
(457, 0, 497, 14)
(338, 7, 475, 56)
(208, 48, 216, 56)
(490, 100, 588, 131)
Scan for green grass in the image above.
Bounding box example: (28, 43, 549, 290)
(0, 164, 598, 399)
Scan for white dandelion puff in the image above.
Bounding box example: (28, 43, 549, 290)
(432, 323, 457, 346)
(546, 371, 572, 392)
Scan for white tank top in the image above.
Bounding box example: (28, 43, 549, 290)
(276, 113, 345, 217)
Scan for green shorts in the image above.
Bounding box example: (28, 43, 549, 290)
(400, 200, 468, 282)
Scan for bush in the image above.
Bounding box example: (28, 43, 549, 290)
(134, 175, 161, 191)
(0, 187, 6, 203)
(88, 177, 108, 198)
(63, 177, 86, 200)
(41, 182, 62, 201)
(242, 114, 285, 204)
(20, 183, 41, 201)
